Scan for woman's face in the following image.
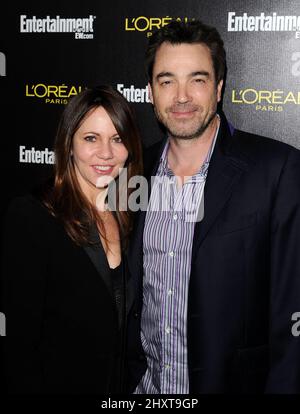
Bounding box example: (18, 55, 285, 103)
(72, 106, 128, 203)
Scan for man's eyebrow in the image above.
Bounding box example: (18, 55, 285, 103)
(155, 72, 174, 81)
(155, 70, 211, 81)
(191, 71, 210, 77)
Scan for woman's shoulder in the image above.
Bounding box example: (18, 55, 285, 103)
(5, 193, 47, 214)
(4, 179, 56, 227)
(3, 194, 54, 231)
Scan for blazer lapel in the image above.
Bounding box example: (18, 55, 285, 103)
(83, 225, 113, 297)
(192, 114, 253, 261)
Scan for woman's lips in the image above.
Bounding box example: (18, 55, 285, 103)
(91, 165, 114, 175)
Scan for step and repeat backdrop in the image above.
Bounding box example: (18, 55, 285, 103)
(1, 0, 300, 206)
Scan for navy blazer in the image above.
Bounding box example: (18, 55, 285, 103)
(126, 112, 300, 393)
(1, 194, 126, 394)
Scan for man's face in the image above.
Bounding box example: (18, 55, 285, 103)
(149, 42, 223, 140)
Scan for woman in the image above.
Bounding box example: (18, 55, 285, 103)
(1, 85, 142, 394)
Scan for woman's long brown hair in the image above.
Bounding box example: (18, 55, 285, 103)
(42, 85, 143, 247)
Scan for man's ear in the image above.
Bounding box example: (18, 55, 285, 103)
(148, 82, 154, 104)
(216, 79, 223, 103)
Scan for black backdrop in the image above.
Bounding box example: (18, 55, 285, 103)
(1, 1, 300, 394)
(1, 0, 300, 207)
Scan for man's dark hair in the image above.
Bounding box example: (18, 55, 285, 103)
(146, 20, 226, 85)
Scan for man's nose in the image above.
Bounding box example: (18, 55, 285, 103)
(175, 83, 191, 104)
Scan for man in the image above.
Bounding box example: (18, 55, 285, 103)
(126, 20, 300, 394)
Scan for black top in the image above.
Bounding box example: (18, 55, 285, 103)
(1, 194, 126, 394)
(110, 263, 126, 393)
(111, 263, 123, 329)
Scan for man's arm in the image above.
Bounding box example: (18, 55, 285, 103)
(266, 147, 300, 393)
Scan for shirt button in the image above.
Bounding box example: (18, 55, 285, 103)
(169, 251, 174, 258)
(173, 214, 178, 220)
(168, 289, 173, 296)
(165, 326, 171, 334)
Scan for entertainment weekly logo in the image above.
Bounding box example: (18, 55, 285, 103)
(228, 12, 300, 39)
(19, 145, 55, 164)
(20, 15, 96, 39)
(117, 83, 151, 103)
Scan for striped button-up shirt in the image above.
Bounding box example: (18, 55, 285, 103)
(135, 122, 219, 394)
